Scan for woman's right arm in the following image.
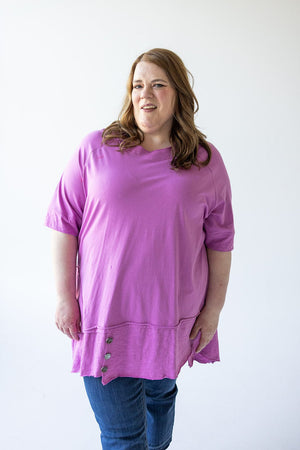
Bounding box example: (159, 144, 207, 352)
(52, 230, 81, 341)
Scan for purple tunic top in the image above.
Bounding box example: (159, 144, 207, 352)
(45, 130, 234, 385)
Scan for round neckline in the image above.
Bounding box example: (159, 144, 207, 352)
(130, 144, 172, 161)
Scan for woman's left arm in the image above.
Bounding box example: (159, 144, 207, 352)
(189, 248, 232, 352)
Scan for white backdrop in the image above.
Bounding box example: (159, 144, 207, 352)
(1, 1, 299, 449)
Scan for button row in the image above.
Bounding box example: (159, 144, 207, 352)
(101, 337, 113, 372)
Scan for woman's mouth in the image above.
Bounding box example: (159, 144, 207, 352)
(141, 104, 157, 111)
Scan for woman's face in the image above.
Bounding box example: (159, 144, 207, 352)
(132, 61, 176, 140)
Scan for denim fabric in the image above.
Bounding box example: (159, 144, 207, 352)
(83, 376, 178, 449)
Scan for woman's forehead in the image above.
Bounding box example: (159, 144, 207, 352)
(133, 61, 169, 81)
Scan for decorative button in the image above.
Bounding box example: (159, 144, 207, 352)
(104, 353, 111, 360)
(101, 366, 108, 373)
(106, 337, 113, 344)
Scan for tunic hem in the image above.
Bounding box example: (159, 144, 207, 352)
(70, 319, 220, 385)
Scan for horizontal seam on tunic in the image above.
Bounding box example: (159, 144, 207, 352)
(82, 317, 198, 333)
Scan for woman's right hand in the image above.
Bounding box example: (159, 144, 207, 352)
(55, 298, 81, 341)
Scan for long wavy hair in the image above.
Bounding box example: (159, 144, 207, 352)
(102, 48, 211, 171)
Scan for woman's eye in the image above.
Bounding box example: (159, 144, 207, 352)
(132, 83, 165, 90)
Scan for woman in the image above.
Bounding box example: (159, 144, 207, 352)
(45, 48, 234, 450)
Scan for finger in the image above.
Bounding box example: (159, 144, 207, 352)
(196, 341, 206, 353)
(189, 321, 201, 340)
(65, 322, 80, 341)
(70, 326, 80, 341)
(196, 339, 207, 353)
(196, 331, 215, 353)
(56, 322, 67, 336)
(62, 326, 74, 340)
(56, 320, 69, 335)
(56, 319, 80, 340)
(189, 328, 199, 340)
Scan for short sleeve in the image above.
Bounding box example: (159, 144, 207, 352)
(45, 146, 86, 237)
(203, 146, 235, 251)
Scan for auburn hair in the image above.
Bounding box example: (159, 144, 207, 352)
(102, 48, 211, 171)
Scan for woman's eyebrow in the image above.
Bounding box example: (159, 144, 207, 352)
(133, 78, 168, 83)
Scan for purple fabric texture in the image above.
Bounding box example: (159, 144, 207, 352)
(45, 130, 234, 385)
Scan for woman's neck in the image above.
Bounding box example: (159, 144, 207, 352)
(141, 134, 171, 152)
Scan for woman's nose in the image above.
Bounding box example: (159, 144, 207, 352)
(141, 85, 153, 98)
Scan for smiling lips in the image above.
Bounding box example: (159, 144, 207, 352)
(141, 104, 157, 111)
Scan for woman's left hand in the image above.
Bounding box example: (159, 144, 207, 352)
(189, 307, 220, 353)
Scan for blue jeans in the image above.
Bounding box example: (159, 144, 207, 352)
(83, 376, 178, 449)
